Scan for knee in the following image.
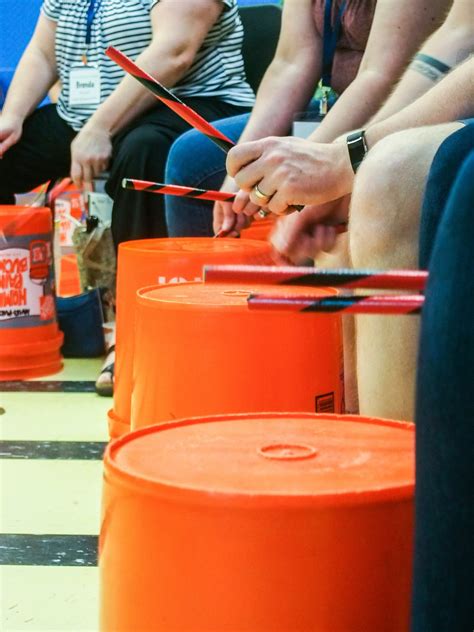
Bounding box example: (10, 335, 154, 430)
(165, 128, 226, 189)
(349, 131, 421, 267)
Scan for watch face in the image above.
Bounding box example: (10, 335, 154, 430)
(346, 131, 367, 173)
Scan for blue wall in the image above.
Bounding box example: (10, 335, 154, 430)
(0, 0, 44, 105)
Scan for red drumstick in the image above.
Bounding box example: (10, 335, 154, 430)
(122, 178, 236, 203)
(247, 294, 424, 315)
(204, 265, 428, 291)
(106, 47, 234, 153)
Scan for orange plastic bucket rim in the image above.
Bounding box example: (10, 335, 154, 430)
(105, 412, 414, 508)
(135, 281, 338, 310)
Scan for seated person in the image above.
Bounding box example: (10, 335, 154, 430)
(164, 0, 448, 238)
(0, 0, 253, 245)
(226, 0, 474, 420)
(0, 0, 254, 395)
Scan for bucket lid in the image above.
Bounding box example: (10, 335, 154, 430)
(137, 282, 336, 310)
(120, 237, 269, 256)
(106, 413, 414, 507)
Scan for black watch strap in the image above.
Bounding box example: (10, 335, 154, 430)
(346, 130, 368, 173)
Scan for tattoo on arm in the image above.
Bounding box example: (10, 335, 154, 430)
(409, 53, 451, 83)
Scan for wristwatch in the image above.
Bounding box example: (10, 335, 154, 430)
(346, 130, 368, 173)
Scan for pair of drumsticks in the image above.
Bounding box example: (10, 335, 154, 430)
(106, 48, 426, 316)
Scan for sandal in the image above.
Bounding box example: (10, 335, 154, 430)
(95, 344, 115, 397)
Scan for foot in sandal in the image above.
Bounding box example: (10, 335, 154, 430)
(95, 345, 115, 397)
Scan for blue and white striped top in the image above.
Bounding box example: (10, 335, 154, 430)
(41, 0, 254, 131)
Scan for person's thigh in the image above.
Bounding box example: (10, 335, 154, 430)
(164, 113, 250, 237)
(107, 99, 248, 244)
(349, 122, 463, 421)
(419, 122, 474, 267)
(413, 150, 474, 632)
(0, 104, 75, 202)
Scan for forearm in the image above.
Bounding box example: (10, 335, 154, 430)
(2, 44, 57, 122)
(366, 58, 474, 148)
(309, 70, 394, 143)
(371, 25, 474, 124)
(238, 58, 319, 143)
(85, 43, 192, 135)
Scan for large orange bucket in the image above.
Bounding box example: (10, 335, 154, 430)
(0, 206, 63, 379)
(110, 238, 272, 439)
(100, 413, 414, 631)
(131, 282, 343, 429)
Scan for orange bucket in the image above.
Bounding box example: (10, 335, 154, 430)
(100, 413, 414, 631)
(110, 238, 272, 439)
(0, 206, 63, 379)
(131, 282, 343, 429)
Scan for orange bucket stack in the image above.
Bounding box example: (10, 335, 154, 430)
(109, 238, 272, 439)
(100, 412, 414, 631)
(131, 282, 343, 429)
(0, 206, 63, 379)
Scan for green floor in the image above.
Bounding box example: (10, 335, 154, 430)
(1, 359, 109, 631)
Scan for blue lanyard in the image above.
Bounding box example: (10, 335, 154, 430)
(85, 0, 102, 49)
(322, 0, 347, 88)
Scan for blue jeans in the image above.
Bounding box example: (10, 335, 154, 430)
(164, 99, 327, 236)
(164, 113, 249, 236)
(412, 133, 474, 630)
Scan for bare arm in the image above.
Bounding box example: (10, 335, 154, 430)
(0, 15, 57, 155)
(88, 0, 224, 135)
(367, 57, 474, 147)
(237, 0, 321, 143)
(309, 0, 451, 143)
(71, 0, 224, 185)
(371, 0, 474, 123)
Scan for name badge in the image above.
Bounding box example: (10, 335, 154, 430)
(69, 65, 101, 106)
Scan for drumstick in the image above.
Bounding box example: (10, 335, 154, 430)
(122, 178, 236, 203)
(247, 294, 424, 315)
(106, 47, 234, 153)
(106, 47, 307, 214)
(204, 265, 428, 291)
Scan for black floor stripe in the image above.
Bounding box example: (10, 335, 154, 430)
(0, 534, 98, 566)
(0, 381, 96, 393)
(0, 441, 107, 460)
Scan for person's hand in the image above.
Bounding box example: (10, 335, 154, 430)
(0, 114, 23, 158)
(270, 197, 350, 264)
(226, 136, 354, 215)
(70, 122, 112, 189)
(213, 176, 254, 236)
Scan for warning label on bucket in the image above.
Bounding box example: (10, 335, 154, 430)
(315, 392, 335, 413)
(0, 234, 55, 328)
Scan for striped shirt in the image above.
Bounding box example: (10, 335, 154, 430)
(41, 0, 254, 131)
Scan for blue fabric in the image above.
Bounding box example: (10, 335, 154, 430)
(419, 123, 474, 268)
(164, 99, 325, 236)
(165, 113, 249, 236)
(85, 0, 102, 47)
(57, 289, 105, 358)
(413, 148, 474, 631)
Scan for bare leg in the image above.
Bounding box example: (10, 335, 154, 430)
(349, 123, 463, 420)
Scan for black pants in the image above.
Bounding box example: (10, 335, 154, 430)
(0, 99, 249, 245)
